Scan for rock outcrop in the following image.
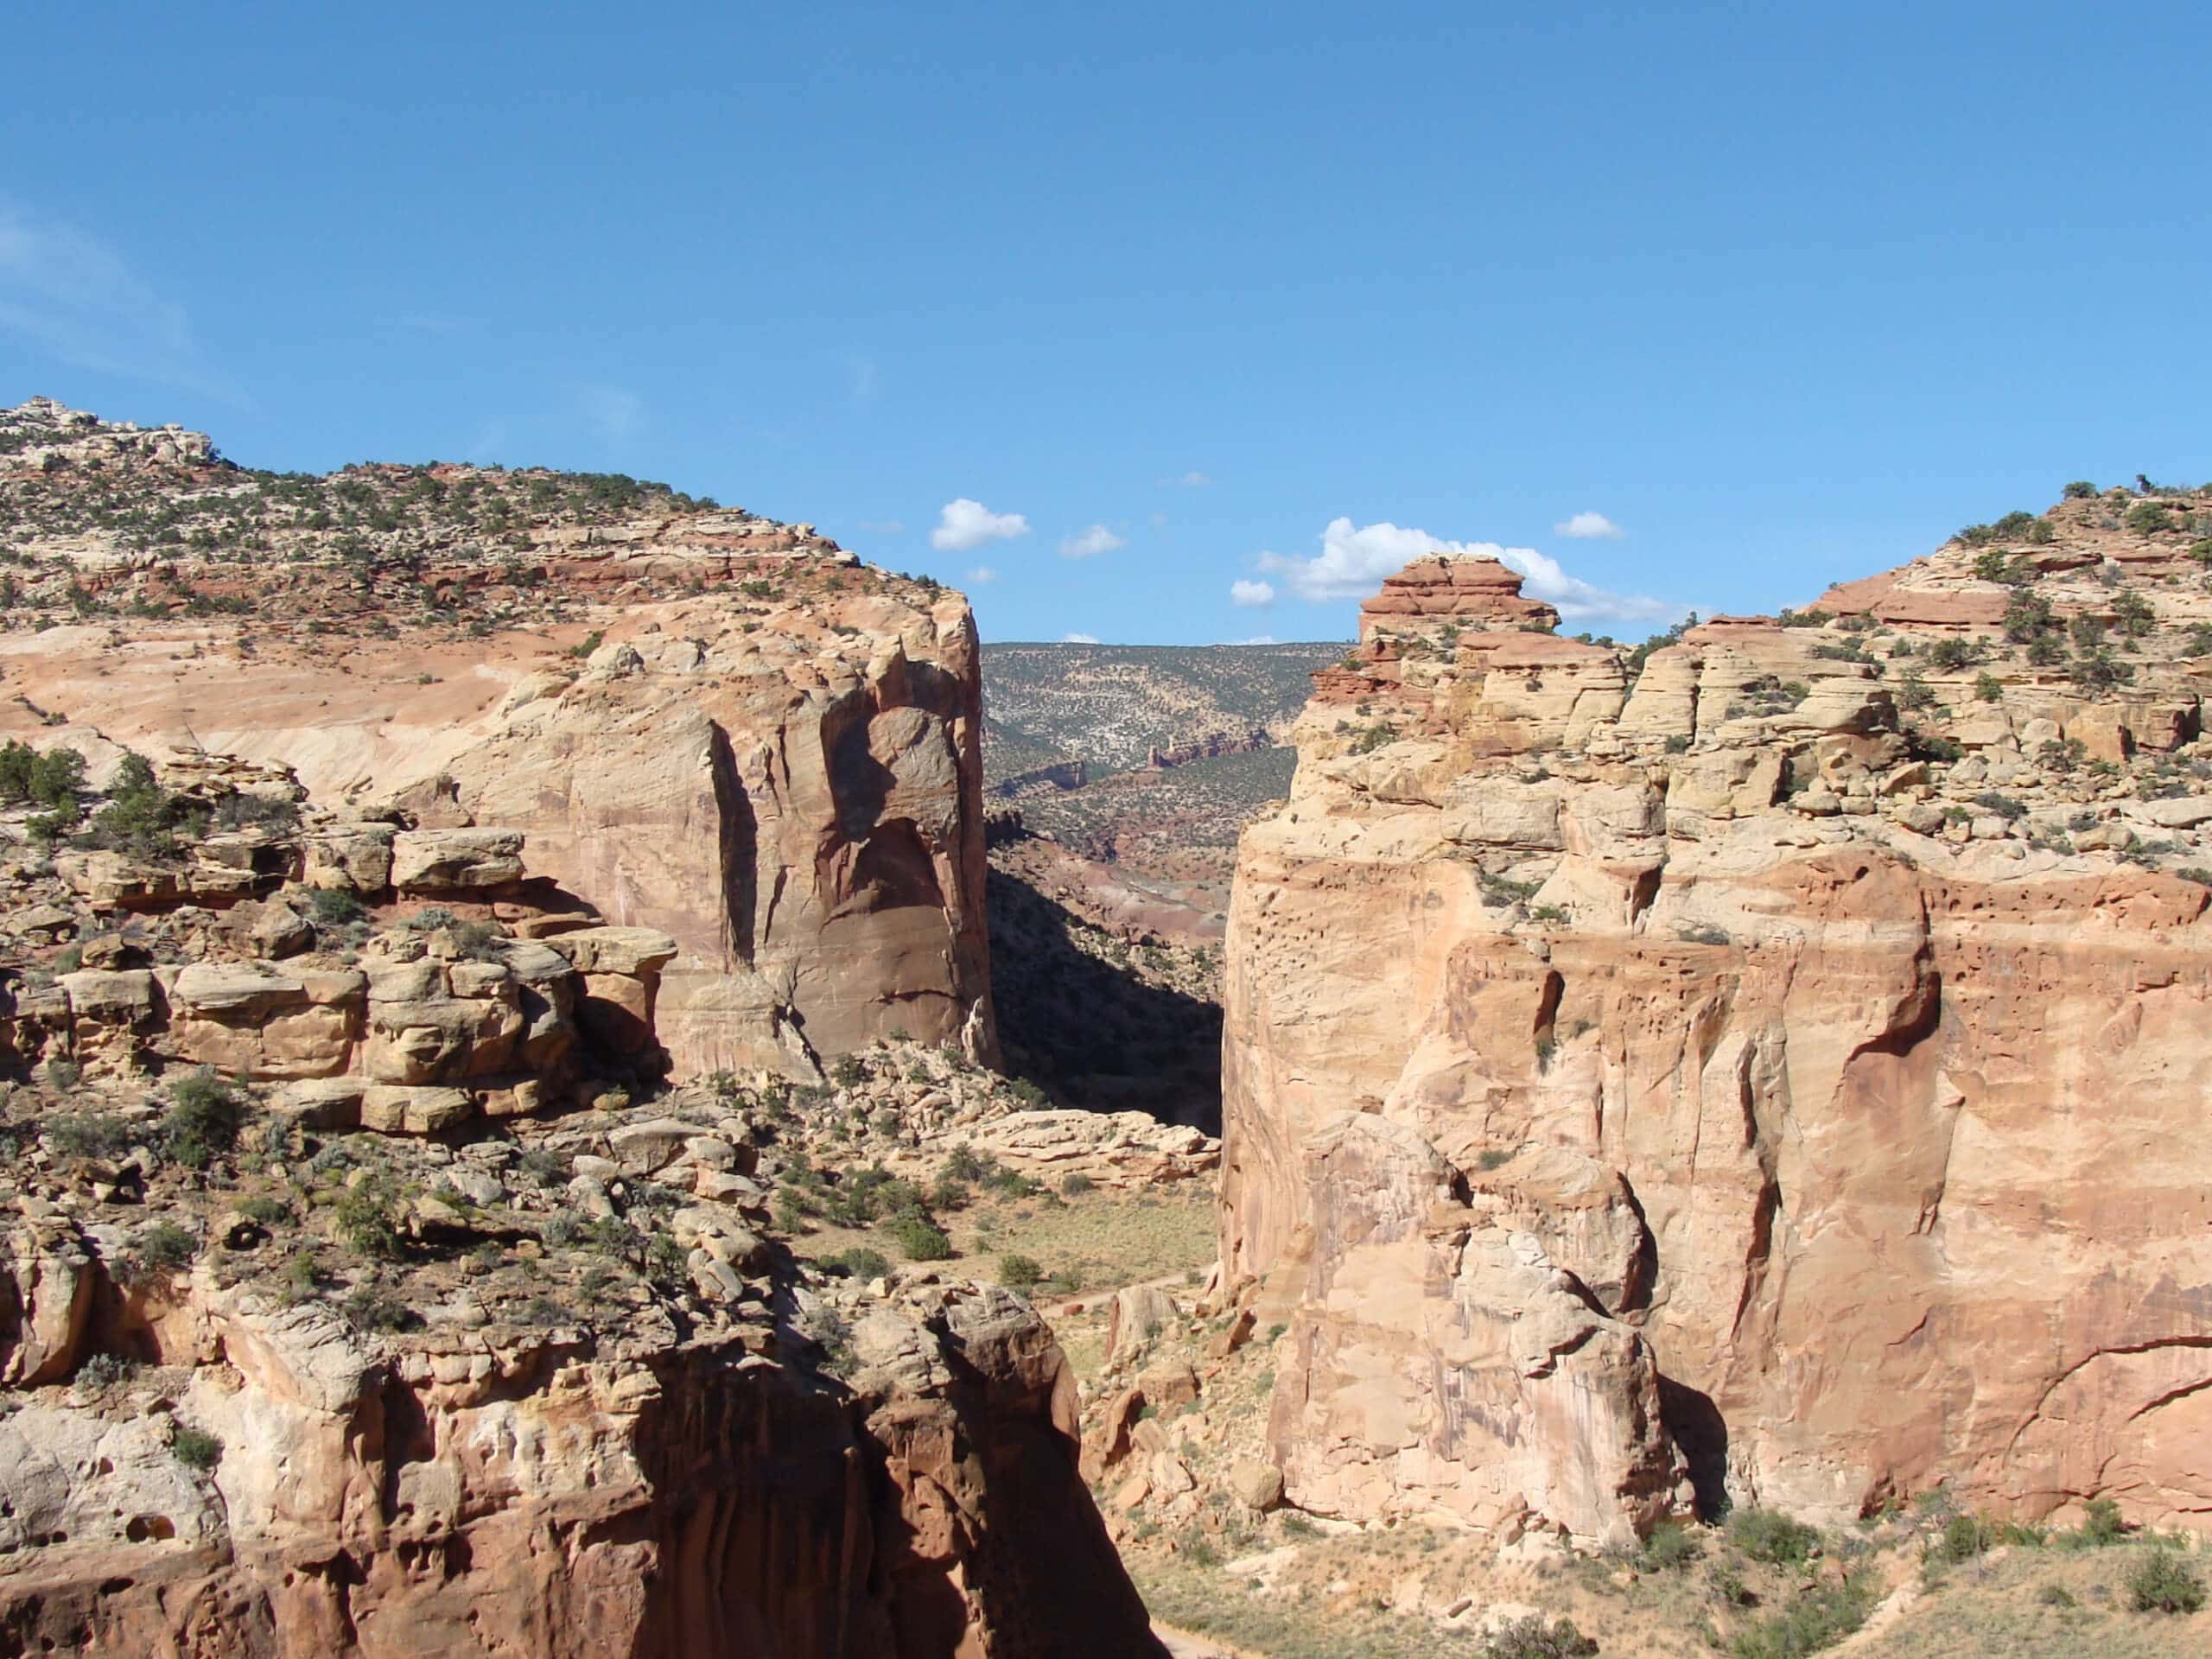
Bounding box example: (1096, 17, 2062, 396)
(0, 1231, 1157, 1659)
(0, 399, 995, 1080)
(1221, 493, 2212, 1541)
(0, 401, 1154, 1658)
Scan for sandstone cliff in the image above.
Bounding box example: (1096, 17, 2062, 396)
(1221, 492, 2212, 1544)
(0, 398, 995, 1079)
(0, 399, 1160, 1656)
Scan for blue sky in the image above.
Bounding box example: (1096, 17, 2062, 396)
(4, 3, 2207, 645)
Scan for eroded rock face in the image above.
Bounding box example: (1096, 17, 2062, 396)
(0, 1238, 1158, 1659)
(1224, 509, 2212, 1538)
(0, 400, 995, 1080)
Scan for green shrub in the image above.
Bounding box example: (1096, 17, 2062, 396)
(1936, 1512, 1991, 1562)
(1059, 1171, 1096, 1197)
(824, 1246, 891, 1281)
(171, 1426, 223, 1471)
(1896, 672, 1935, 710)
(1638, 1521, 1703, 1573)
(48, 1111, 135, 1160)
(74, 1351, 139, 1391)
(1974, 671, 2004, 702)
(236, 1195, 292, 1227)
(83, 751, 206, 859)
(2068, 647, 2134, 691)
(2079, 1497, 2127, 1545)
(998, 1253, 1044, 1288)
(1484, 1615, 1599, 1658)
(1729, 1508, 1822, 1565)
(27, 747, 84, 809)
(1925, 638, 1977, 671)
(889, 1216, 953, 1262)
(1729, 1580, 1872, 1657)
(2063, 480, 2098, 499)
(308, 887, 365, 925)
(2124, 502, 2177, 535)
(0, 740, 35, 801)
(162, 1066, 246, 1167)
(333, 1178, 406, 1260)
(340, 1283, 418, 1332)
(2002, 591, 2056, 644)
(2126, 1548, 2205, 1614)
(139, 1221, 198, 1270)
(941, 1145, 988, 1184)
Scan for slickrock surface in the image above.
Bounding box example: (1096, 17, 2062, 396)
(0, 398, 994, 1079)
(1220, 493, 2212, 1545)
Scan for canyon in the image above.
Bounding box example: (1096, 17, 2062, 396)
(2, 394, 2208, 1657)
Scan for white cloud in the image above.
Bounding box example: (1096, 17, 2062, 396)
(1230, 578, 1276, 607)
(1062, 632, 1101, 644)
(1154, 469, 1211, 487)
(931, 498, 1031, 551)
(1555, 511, 1624, 540)
(580, 384, 645, 442)
(1059, 524, 1126, 559)
(1257, 518, 1682, 626)
(1234, 634, 1280, 645)
(965, 565, 997, 584)
(0, 197, 234, 399)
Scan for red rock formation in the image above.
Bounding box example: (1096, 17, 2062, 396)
(0, 1249, 1160, 1659)
(1222, 516, 2212, 1541)
(0, 402, 996, 1080)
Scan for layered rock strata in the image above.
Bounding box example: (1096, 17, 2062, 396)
(0, 400, 995, 1079)
(0, 1223, 1156, 1658)
(1223, 496, 2212, 1541)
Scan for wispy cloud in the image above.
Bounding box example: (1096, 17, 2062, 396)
(966, 565, 997, 584)
(1230, 578, 1276, 607)
(1062, 632, 1102, 644)
(580, 384, 645, 443)
(1257, 518, 1682, 626)
(1555, 511, 1624, 540)
(1157, 469, 1211, 487)
(1233, 633, 1280, 645)
(0, 197, 236, 400)
(1059, 524, 1125, 559)
(849, 355, 880, 404)
(931, 498, 1030, 551)
(858, 518, 907, 534)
